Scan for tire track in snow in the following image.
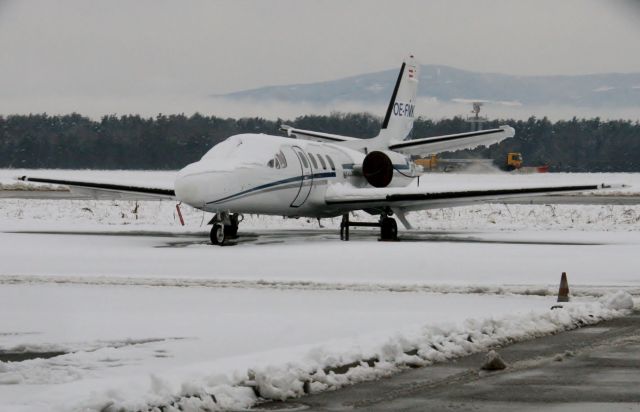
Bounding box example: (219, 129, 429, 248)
(1, 274, 638, 297)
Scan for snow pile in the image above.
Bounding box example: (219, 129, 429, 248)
(2, 198, 640, 232)
(0, 181, 68, 191)
(599, 290, 635, 311)
(481, 350, 507, 370)
(79, 300, 627, 412)
(1, 169, 640, 232)
(410, 203, 640, 232)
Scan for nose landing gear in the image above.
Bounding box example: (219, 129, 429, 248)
(209, 212, 242, 245)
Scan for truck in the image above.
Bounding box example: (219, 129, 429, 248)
(415, 152, 548, 173)
(502, 152, 549, 173)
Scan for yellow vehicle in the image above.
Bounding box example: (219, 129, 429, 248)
(504, 152, 549, 173)
(414, 154, 438, 170)
(505, 152, 523, 171)
(415, 152, 547, 173)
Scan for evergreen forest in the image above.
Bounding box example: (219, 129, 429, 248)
(1, 113, 638, 172)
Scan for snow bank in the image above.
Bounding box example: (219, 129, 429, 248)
(1, 169, 640, 232)
(85, 299, 628, 412)
(2, 198, 640, 232)
(599, 290, 635, 310)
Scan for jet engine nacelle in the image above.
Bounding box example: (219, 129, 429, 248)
(362, 150, 414, 188)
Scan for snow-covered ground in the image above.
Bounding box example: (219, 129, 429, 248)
(5, 284, 629, 412)
(1, 170, 639, 411)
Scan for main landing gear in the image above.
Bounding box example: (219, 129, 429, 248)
(340, 213, 398, 242)
(209, 212, 242, 245)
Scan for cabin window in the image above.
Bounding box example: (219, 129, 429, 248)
(307, 152, 318, 169)
(325, 155, 336, 171)
(316, 154, 327, 169)
(297, 152, 309, 168)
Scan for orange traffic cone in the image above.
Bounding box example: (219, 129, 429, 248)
(557, 272, 570, 302)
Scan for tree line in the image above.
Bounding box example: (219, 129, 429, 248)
(0, 112, 638, 171)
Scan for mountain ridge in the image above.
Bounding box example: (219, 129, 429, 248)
(215, 65, 640, 108)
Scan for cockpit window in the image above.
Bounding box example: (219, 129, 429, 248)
(307, 152, 318, 169)
(325, 155, 336, 171)
(276, 151, 287, 168)
(267, 150, 288, 169)
(316, 154, 327, 169)
(267, 157, 280, 169)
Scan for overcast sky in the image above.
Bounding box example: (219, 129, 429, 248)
(1, 0, 639, 118)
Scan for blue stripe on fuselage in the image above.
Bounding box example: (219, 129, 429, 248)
(206, 171, 336, 205)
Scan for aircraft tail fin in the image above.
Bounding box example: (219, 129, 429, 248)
(375, 55, 419, 146)
(315, 55, 420, 153)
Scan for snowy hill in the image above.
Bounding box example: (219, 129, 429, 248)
(217, 65, 640, 108)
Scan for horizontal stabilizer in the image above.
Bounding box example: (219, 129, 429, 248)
(280, 125, 357, 143)
(389, 126, 515, 156)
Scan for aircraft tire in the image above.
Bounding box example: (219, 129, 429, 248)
(380, 217, 398, 241)
(210, 223, 226, 245)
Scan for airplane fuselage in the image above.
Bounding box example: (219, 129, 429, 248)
(174, 133, 414, 218)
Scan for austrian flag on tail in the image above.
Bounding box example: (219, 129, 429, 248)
(407, 66, 417, 80)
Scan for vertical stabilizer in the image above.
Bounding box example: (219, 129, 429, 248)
(340, 55, 420, 152)
(377, 55, 419, 145)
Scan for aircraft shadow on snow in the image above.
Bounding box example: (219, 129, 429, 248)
(4, 229, 604, 247)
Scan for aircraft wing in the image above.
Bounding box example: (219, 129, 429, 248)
(325, 182, 609, 212)
(389, 126, 515, 156)
(18, 176, 175, 200)
(280, 125, 359, 143)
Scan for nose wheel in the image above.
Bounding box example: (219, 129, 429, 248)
(209, 213, 241, 245)
(210, 223, 226, 245)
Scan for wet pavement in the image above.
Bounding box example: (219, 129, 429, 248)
(263, 311, 640, 411)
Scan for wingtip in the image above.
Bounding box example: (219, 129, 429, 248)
(499, 125, 516, 138)
(599, 183, 628, 189)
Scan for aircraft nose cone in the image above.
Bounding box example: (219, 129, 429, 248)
(175, 164, 204, 207)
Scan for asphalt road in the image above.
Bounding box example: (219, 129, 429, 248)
(258, 311, 640, 411)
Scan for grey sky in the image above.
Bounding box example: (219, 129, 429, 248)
(1, 0, 639, 118)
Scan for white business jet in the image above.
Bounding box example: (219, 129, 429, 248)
(20, 55, 607, 245)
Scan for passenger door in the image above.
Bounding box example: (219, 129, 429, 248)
(290, 146, 314, 208)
